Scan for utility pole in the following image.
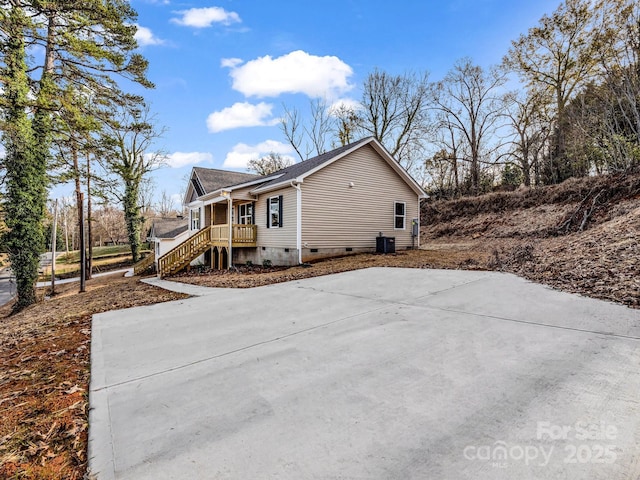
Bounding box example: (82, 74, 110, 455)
(50, 199, 58, 294)
(79, 193, 86, 293)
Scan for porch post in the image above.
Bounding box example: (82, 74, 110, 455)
(227, 196, 232, 269)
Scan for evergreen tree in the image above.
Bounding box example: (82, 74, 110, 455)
(0, 1, 152, 309)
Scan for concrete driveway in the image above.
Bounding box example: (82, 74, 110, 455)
(89, 268, 640, 480)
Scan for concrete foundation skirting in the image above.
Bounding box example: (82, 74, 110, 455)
(233, 247, 299, 266)
(233, 245, 406, 266)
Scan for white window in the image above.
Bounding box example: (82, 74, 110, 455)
(394, 202, 406, 229)
(191, 208, 200, 230)
(238, 203, 254, 225)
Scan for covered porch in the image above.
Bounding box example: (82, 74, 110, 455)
(156, 223, 257, 277)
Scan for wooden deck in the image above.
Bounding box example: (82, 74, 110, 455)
(157, 224, 256, 277)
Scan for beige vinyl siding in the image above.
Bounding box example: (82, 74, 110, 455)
(230, 185, 257, 201)
(255, 187, 297, 248)
(301, 144, 419, 249)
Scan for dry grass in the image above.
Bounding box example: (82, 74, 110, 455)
(0, 274, 188, 479)
(38, 255, 134, 281)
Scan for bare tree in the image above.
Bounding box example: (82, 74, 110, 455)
(331, 103, 360, 146)
(93, 206, 127, 246)
(428, 111, 468, 196)
(504, 0, 602, 182)
(432, 58, 509, 194)
(100, 103, 165, 261)
(281, 99, 333, 161)
(357, 69, 431, 172)
(247, 152, 293, 175)
(155, 189, 177, 218)
(505, 91, 551, 186)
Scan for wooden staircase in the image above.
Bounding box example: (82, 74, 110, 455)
(133, 251, 156, 276)
(157, 224, 257, 278)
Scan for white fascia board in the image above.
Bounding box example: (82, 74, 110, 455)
(367, 139, 428, 198)
(199, 175, 282, 202)
(295, 138, 371, 182)
(251, 140, 370, 194)
(186, 199, 204, 208)
(232, 175, 283, 189)
(202, 195, 228, 206)
(250, 180, 302, 195)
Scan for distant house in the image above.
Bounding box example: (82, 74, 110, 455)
(147, 217, 190, 258)
(157, 137, 426, 277)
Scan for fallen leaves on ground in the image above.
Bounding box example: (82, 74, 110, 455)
(0, 274, 188, 479)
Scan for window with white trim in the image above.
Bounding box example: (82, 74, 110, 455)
(394, 202, 406, 229)
(191, 208, 200, 230)
(238, 203, 254, 225)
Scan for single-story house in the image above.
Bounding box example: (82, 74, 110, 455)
(157, 137, 427, 277)
(147, 217, 190, 258)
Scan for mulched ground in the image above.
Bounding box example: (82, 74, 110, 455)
(0, 275, 188, 479)
(168, 247, 489, 289)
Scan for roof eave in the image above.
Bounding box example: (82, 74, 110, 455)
(366, 138, 427, 197)
(250, 178, 303, 195)
(196, 174, 283, 201)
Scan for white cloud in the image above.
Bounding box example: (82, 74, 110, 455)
(171, 7, 241, 28)
(221, 57, 243, 68)
(328, 98, 362, 115)
(227, 50, 354, 99)
(223, 140, 294, 169)
(134, 24, 165, 46)
(165, 151, 213, 168)
(206, 102, 278, 133)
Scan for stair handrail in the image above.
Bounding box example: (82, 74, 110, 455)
(158, 226, 212, 277)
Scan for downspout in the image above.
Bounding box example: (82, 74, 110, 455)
(417, 197, 421, 249)
(291, 181, 302, 264)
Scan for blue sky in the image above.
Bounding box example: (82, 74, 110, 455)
(57, 0, 562, 207)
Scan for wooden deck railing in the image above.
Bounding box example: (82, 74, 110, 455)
(133, 251, 155, 276)
(157, 224, 257, 277)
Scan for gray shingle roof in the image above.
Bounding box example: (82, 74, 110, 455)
(255, 137, 372, 190)
(151, 217, 189, 239)
(188, 136, 417, 200)
(192, 167, 262, 194)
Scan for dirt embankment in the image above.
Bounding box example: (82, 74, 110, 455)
(421, 172, 640, 308)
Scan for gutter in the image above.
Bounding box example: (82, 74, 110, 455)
(290, 181, 302, 264)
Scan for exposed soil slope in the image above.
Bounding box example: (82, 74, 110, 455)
(421, 172, 640, 307)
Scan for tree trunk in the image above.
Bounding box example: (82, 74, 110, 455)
(3, 5, 43, 310)
(124, 181, 141, 262)
(86, 154, 93, 279)
(72, 146, 83, 255)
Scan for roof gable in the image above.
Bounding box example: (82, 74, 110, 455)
(150, 217, 189, 239)
(193, 167, 262, 194)
(251, 137, 426, 197)
(252, 138, 370, 191)
(183, 138, 426, 202)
